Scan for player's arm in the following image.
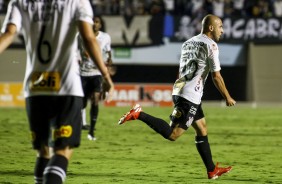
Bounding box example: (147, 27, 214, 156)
(211, 71, 236, 106)
(78, 21, 114, 102)
(106, 50, 112, 65)
(0, 23, 17, 54)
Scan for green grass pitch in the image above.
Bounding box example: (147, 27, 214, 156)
(0, 103, 282, 184)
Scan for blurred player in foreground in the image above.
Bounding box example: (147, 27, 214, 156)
(118, 14, 236, 179)
(78, 16, 116, 141)
(0, 0, 114, 183)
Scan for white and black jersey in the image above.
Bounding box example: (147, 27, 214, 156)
(78, 31, 111, 76)
(172, 33, 221, 105)
(1, 0, 94, 97)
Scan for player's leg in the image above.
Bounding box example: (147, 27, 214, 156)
(88, 92, 100, 140)
(118, 103, 174, 139)
(87, 75, 103, 140)
(81, 108, 89, 129)
(34, 146, 51, 184)
(81, 76, 90, 130)
(192, 105, 231, 179)
(25, 96, 53, 184)
(168, 96, 201, 140)
(118, 96, 191, 141)
(43, 96, 83, 184)
(192, 116, 215, 172)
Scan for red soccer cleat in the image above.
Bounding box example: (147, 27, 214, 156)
(118, 104, 142, 125)
(208, 163, 232, 179)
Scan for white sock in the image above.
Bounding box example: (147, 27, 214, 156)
(81, 108, 87, 125)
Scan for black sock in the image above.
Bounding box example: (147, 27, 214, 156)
(138, 112, 172, 139)
(43, 154, 68, 184)
(34, 157, 50, 184)
(195, 136, 215, 172)
(89, 105, 98, 136)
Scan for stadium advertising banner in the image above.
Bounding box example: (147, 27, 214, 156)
(103, 16, 282, 45)
(0, 83, 24, 107)
(0, 83, 173, 107)
(171, 16, 282, 44)
(2, 15, 282, 48)
(104, 84, 173, 107)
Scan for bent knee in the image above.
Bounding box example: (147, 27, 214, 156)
(168, 127, 186, 141)
(168, 133, 181, 141)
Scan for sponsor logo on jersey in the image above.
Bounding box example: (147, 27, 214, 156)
(53, 125, 72, 139)
(29, 72, 61, 92)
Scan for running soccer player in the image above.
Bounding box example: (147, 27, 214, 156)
(78, 16, 115, 141)
(118, 14, 236, 179)
(0, 0, 114, 183)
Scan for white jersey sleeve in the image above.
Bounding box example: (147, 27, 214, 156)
(172, 34, 221, 104)
(97, 31, 112, 60)
(2, 0, 94, 98)
(207, 42, 221, 72)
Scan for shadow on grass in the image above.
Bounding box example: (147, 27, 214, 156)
(67, 171, 260, 183)
(0, 170, 32, 176)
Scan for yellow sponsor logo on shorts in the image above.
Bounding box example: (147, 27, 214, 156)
(172, 108, 182, 118)
(54, 125, 72, 139)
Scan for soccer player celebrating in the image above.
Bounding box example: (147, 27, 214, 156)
(118, 14, 236, 179)
(78, 16, 115, 140)
(0, 0, 114, 183)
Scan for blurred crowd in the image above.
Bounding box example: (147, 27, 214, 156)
(91, 0, 282, 18)
(0, 0, 282, 18)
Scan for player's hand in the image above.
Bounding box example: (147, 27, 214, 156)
(226, 97, 236, 106)
(106, 58, 113, 65)
(107, 64, 117, 76)
(101, 77, 114, 103)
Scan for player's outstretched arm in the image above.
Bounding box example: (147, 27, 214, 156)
(211, 71, 236, 106)
(78, 21, 114, 102)
(0, 23, 17, 54)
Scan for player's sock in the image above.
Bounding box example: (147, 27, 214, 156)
(195, 136, 215, 172)
(81, 108, 87, 126)
(34, 157, 49, 184)
(89, 104, 98, 136)
(138, 112, 173, 139)
(43, 154, 68, 184)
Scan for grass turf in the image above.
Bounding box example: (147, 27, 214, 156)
(0, 103, 282, 184)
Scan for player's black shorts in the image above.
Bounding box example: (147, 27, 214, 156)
(169, 95, 204, 130)
(25, 96, 83, 150)
(81, 75, 103, 107)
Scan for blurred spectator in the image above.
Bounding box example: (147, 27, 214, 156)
(0, 0, 7, 14)
(252, 0, 272, 18)
(224, 0, 234, 17)
(212, 0, 225, 18)
(164, 0, 174, 13)
(174, 0, 193, 16)
(273, 0, 282, 17)
(135, 0, 149, 15)
(191, 0, 205, 15)
(203, 0, 213, 14)
(149, 0, 166, 15)
(2, 0, 277, 18)
(244, 0, 256, 17)
(110, 0, 121, 15)
(232, 0, 245, 17)
(148, 0, 165, 45)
